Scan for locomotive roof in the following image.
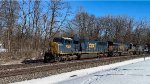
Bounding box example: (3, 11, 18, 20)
(54, 37, 72, 40)
(62, 37, 72, 40)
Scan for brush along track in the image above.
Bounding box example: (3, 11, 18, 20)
(0, 55, 148, 79)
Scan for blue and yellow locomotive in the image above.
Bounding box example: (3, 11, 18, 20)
(44, 37, 144, 63)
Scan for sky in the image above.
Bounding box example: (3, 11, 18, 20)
(68, 1, 150, 20)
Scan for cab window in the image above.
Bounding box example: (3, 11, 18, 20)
(65, 40, 72, 44)
(53, 38, 63, 43)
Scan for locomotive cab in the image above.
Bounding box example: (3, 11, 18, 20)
(52, 37, 74, 54)
(44, 37, 74, 63)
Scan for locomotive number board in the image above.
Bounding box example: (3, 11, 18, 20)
(88, 43, 96, 48)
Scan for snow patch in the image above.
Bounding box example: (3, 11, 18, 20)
(1, 60, 23, 65)
(11, 57, 150, 84)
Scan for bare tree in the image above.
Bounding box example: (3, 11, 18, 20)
(72, 7, 98, 40)
(47, 0, 71, 41)
(97, 15, 114, 41)
(32, 0, 41, 51)
(0, 0, 20, 52)
(133, 19, 148, 44)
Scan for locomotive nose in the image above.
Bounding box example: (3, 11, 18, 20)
(49, 42, 59, 54)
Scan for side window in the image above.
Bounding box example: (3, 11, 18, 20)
(65, 40, 72, 44)
(73, 41, 79, 44)
(129, 44, 132, 49)
(65, 40, 72, 48)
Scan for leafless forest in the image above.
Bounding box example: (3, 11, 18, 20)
(0, 0, 150, 61)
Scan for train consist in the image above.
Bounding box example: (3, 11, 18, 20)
(44, 37, 148, 63)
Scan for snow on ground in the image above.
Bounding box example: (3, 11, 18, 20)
(59, 57, 150, 84)
(0, 60, 23, 65)
(12, 57, 150, 84)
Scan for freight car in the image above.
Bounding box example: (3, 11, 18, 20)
(44, 37, 144, 63)
(143, 44, 150, 53)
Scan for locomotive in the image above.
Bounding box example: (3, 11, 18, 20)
(44, 37, 145, 63)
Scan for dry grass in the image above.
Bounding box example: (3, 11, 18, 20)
(0, 50, 43, 62)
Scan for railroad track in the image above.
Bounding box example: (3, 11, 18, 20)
(0, 55, 148, 79)
(0, 55, 129, 72)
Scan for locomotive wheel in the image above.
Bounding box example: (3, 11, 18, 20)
(129, 52, 133, 55)
(67, 57, 71, 61)
(119, 52, 121, 56)
(57, 56, 61, 62)
(107, 51, 113, 57)
(44, 53, 50, 63)
(77, 54, 81, 60)
(44, 52, 55, 63)
(54, 55, 61, 62)
(133, 51, 136, 55)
